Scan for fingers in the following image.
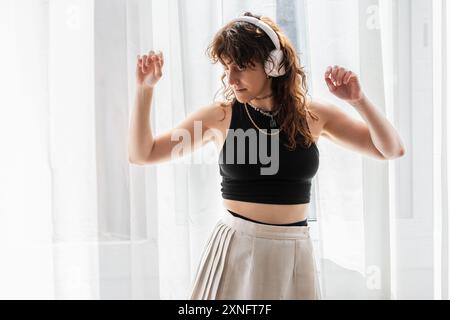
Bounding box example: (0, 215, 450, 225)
(146, 50, 156, 75)
(324, 66, 332, 80)
(324, 76, 336, 92)
(342, 71, 353, 85)
(137, 55, 141, 73)
(137, 50, 163, 74)
(136, 54, 150, 74)
(157, 51, 164, 68)
(330, 66, 339, 85)
(153, 51, 163, 77)
(335, 68, 346, 86)
(150, 50, 164, 72)
(325, 65, 353, 86)
(146, 50, 155, 68)
(142, 55, 149, 73)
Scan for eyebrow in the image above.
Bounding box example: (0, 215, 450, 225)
(224, 61, 243, 68)
(221, 58, 237, 64)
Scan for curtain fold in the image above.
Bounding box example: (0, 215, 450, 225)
(304, 0, 450, 300)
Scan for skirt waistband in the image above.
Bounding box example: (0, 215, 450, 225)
(220, 206, 310, 240)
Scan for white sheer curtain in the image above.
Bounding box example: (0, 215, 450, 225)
(0, 0, 272, 299)
(0, 0, 448, 300)
(303, 0, 450, 299)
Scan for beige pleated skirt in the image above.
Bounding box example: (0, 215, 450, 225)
(189, 206, 322, 300)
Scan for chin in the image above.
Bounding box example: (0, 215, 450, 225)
(235, 95, 251, 103)
(237, 98, 250, 104)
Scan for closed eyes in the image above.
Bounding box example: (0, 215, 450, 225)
(224, 65, 246, 71)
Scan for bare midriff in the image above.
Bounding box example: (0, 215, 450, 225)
(222, 199, 310, 224)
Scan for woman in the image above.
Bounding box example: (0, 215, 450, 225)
(128, 12, 406, 300)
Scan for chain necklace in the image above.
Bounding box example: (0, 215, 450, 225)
(246, 102, 281, 128)
(244, 102, 281, 136)
(254, 93, 273, 100)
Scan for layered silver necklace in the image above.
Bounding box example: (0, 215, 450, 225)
(246, 103, 281, 129)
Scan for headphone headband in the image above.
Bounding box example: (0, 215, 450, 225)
(230, 15, 281, 51)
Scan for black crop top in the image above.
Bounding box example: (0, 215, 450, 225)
(218, 99, 320, 204)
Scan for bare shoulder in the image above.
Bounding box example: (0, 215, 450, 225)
(199, 101, 223, 123)
(306, 96, 355, 137)
(205, 100, 233, 129)
(304, 96, 329, 139)
(305, 96, 329, 120)
(203, 101, 233, 150)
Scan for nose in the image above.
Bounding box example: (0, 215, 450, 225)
(226, 70, 240, 86)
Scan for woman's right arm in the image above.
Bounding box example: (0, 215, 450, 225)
(128, 85, 155, 163)
(128, 50, 224, 165)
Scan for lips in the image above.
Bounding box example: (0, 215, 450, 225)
(236, 89, 247, 92)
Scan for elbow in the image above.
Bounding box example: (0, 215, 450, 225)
(128, 148, 148, 165)
(129, 157, 146, 166)
(128, 152, 143, 165)
(128, 151, 136, 164)
(128, 156, 139, 165)
(384, 146, 406, 160)
(398, 146, 406, 157)
(129, 153, 152, 166)
(128, 143, 154, 165)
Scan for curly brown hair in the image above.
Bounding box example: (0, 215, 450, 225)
(206, 12, 319, 150)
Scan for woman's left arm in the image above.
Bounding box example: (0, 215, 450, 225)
(324, 65, 406, 160)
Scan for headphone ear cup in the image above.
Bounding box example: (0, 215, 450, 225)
(265, 49, 286, 77)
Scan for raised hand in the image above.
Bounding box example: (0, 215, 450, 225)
(136, 50, 164, 89)
(324, 65, 364, 104)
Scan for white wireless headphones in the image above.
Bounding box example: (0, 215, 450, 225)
(229, 15, 286, 78)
